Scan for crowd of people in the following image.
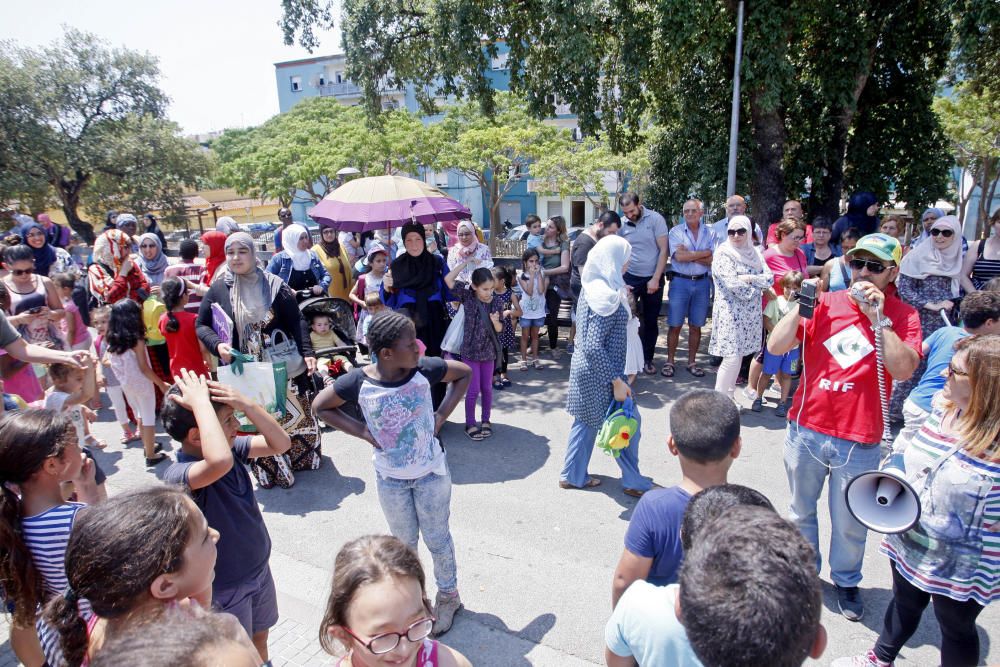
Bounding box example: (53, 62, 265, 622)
(0, 195, 996, 667)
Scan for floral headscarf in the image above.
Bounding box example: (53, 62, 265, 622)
(92, 229, 132, 273)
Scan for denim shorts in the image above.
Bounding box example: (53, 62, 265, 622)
(667, 275, 711, 327)
(519, 316, 545, 328)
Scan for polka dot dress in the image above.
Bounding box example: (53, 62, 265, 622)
(566, 294, 628, 429)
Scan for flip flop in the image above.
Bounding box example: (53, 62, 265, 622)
(660, 363, 675, 377)
(84, 435, 108, 450)
(686, 364, 706, 377)
(465, 426, 485, 441)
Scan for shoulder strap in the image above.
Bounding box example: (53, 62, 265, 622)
(838, 259, 850, 287)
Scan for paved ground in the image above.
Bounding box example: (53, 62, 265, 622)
(1, 329, 996, 666)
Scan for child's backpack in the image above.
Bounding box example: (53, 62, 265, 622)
(596, 396, 638, 458)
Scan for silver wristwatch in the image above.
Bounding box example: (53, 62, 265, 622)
(871, 316, 893, 331)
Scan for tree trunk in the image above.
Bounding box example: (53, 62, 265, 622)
(487, 176, 501, 254)
(748, 90, 786, 237)
(977, 160, 999, 240)
(815, 67, 872, 222)
(55, 177, 96, 244)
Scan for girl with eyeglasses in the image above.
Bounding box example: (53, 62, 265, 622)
(893, 215, 965, 422)
(835, 334, 1000, 667)
(320, 535, 472, 667)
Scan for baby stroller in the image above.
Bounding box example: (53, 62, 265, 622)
(299, 296, 359, 383)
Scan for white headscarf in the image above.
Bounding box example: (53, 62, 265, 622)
(581, 235, 632, 317)
(715, 215, 762, 271)
(281, 223, 312, 271)
(899, 215, 964, 296)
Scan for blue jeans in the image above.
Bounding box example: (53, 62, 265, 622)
(666, 275, 711, 327)
(376, 470, 458, 593)
(783, 423, 882, 587)
(561, 415, 652, 491)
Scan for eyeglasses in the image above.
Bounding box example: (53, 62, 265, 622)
(139, 243, 158, 249)
(946, 361, 968, 377)
(343, 617, 435, 655)
(848, 258, 889, 274)
(930, 228, 955, 238)
(727, 228, 747, 237)
(10, 268, 34, 276)
(788, 234, 805, 242)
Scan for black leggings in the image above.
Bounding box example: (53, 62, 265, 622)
(493, 349, 509, 375)
(874, 562, 984, 666)
(544, 287, 561, 350)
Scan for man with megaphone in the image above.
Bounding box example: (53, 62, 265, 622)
(767, 234, 922, 622)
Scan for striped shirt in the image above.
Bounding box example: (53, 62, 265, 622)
(881, 404, 1000, 605)
(22, 503, 93, 664)
(164, 262, 204, 313)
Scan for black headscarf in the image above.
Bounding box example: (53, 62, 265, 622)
(389, 222, 441, 328)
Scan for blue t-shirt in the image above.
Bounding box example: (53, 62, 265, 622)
(624, 486, 692, 585)
(164, 436, 271, 589)
(908, 326, 969, 413)
(605, 581, 703, 667)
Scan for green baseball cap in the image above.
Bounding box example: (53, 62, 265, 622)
(847, 233, 902, 265)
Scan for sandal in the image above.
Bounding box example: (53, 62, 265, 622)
(84, 434, 108, 450)
(660, 363, 675, 377)
(532, 359, 542, 370)
(464, 426, 485, 441)
(145, 452, 169, 466)
(121, 428, 140, 445)
(480, 423, 493, 438)
(500, 377, 512, 387)
(686, 364, 706, 377)
(559, 476, 601, 489)
(519, 360, 529, 371)
(644, 363, 658, 376)
(492, 378, 504, 390)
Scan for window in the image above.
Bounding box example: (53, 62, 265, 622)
(318, 75, 326, 86)
(426, 170, 449, 188)
(547, 201, 564, 218)
(290, 76, 302, 92)
(335, 71, 344, 83)
(490, 53, 510, 70)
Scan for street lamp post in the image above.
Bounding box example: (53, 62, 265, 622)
(726, 0, 745, 198)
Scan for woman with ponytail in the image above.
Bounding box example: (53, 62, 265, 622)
(43, 486, 225, 667)
(158, 277, 209, 378)
(0, 409, 100, 666)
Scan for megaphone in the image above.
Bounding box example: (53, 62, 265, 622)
(845, 454, 921, 534)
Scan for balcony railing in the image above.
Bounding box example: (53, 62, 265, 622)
(319, 82, 363, 97)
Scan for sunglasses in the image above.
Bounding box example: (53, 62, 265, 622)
(727, 228, 748, 237)
(930, 228, 955, 238)
(10, 268, 34, 276)
(848, 258, 889, 274)
(139, 243, 158, 249)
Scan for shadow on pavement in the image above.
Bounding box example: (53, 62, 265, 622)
(252, 458, 366, 516)
(444, 422, 550, 485)
(446, 611, 557, 666)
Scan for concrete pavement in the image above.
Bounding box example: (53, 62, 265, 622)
(1, 330, 996, 666)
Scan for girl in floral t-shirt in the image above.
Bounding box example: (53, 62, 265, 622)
(313, 311, 472, 637)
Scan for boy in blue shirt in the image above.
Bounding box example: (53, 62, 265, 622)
(162, 370, 291, 664)
(611, 389, 741, 607)
(525, 214, 544, 250)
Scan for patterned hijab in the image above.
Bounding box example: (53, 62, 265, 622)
(92, 229, 132, 273)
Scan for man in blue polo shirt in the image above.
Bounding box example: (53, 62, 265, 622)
(619, 192, 670, 375)
(893, 290, 1000, 451)
(664, 199, 715, 378)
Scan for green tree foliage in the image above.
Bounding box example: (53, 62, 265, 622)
(934, 85, 1000, 239)
(0, 29, 205, 242)
(214, 98, 435, 206)
(279, 0, 974, 229)
(430, 93, 563, 246)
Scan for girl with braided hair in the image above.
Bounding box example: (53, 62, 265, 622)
(313, 310, 472, 637)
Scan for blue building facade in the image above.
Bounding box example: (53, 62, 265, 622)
(274, 44, 597, 231)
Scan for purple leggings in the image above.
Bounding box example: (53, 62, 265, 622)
(465, 359, 494, 426)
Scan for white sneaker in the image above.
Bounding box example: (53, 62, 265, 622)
(830, 650, 892, 667)
(742, 387, 759, 402)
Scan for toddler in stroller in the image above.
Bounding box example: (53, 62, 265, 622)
(301, 296, 358, 387)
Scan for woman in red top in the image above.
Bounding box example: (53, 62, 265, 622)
(158, 277, 209, 377)
(87, 229, 150, 306)
(763, 219, 809, 295)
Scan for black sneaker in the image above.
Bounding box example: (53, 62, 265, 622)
(836, 585, 864, 621)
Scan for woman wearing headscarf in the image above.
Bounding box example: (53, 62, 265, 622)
(87, 229, 150, 305)
(831, 191, 880, 245)
(136, 233, 169, 288)
(561, 235, 652, 496)
(313, 225, 354, 300)
(200, 231, 228, 286)
(910, 207, 945, 248)
(446, 220, 493, 284)
(18, 221, 58, 277)
(382, 222, 453, 404)
(891, 215, 965, 421)
(115, 213, 139, 241)
(215, 216, 241, 236)
(709, 216, 773, 403)
(197, 232, 320, 488)
(266, 224, 331, 298)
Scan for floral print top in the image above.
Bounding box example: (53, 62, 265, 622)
(333, 357, 449, 480)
